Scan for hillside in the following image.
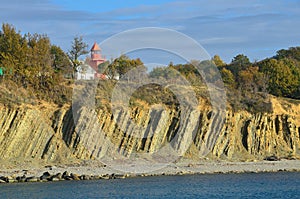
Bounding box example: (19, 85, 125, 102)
(0, 24, 300, 169)
(0, 82, 299, 169)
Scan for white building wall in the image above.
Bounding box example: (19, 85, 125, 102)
(76, 64, 96, 80)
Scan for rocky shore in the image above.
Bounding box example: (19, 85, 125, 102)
(0, 171, 127, 183)
(0, 159, 300, 184)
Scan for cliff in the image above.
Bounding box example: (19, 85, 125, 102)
(0, 96, 299, 167)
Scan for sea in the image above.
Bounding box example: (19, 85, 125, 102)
(0, 172, 299, 198)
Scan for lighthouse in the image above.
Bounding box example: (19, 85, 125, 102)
(89, 42, 105, 72)
(76, 42, 107, 80)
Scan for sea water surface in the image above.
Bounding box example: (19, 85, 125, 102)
(0, 172, 299, 198)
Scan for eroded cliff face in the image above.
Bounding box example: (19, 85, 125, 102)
(0, 96, 299, 165)
(0, 105, 76, 164)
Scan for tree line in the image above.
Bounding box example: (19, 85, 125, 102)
(150, 50, 300, 101)
(1, 23, 300, 109)
(217, 51, 300, 99)
(0, 23, 89, 104)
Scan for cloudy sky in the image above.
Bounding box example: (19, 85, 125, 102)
(0, 0, 299, 63)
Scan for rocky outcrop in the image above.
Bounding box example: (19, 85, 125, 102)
(208, 111, 300, 160)
(0, 96, 299, 165)
(0, 105, 75, 163)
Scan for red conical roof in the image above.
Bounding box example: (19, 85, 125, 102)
(91, 42, 101, 51)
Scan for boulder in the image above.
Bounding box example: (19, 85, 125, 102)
(70, 173, 80, 180)
(114, 174, 126, 179)
(62, 171, 69, 178)
(25, 177, 38, 182)
(64, 176, 73, 181)
(40, 171, 51, 181)
(16, 175, 26, 183)
(52, 173, 62, 180)
(0, 176, 7, 182)
(50, 177, 60, 182)
(100, 174, 110, 180)
(80, 175, 91, 180)
(110, 173, 116, 179)
(7, 176, 16, 183)
(264, 155, 280, 161)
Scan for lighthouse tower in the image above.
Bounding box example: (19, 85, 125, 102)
(89, 42, 105, 72)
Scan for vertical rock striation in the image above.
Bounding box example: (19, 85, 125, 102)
(0, 97, 299, 164)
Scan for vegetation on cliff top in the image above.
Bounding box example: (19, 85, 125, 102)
(1, 23, 300, 113)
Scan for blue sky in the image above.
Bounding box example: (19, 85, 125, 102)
(50, 0, 176, 13)
(0, 0, 299, 63)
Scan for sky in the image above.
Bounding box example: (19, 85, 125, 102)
(0, 0, 299, 63)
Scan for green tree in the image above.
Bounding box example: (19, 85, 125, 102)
(68, 36, 88, 78)
(0, 23, 27, 82)
(238, 66, 266, 92)
(220, 68, 235, 87)
(212, 55, 226, 67)
(107, 55, 144, 79)
(26, 33, 53, 88)
(275, 47, 300, 61)
(260, 58, 300, 97)
(0, 23, 73, 104)
(229, 54, 251, 75)
(51, 45, 72, 77)
(149, 67, 165, 78)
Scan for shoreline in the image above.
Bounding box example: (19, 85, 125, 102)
(0, 159, 300, 183)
